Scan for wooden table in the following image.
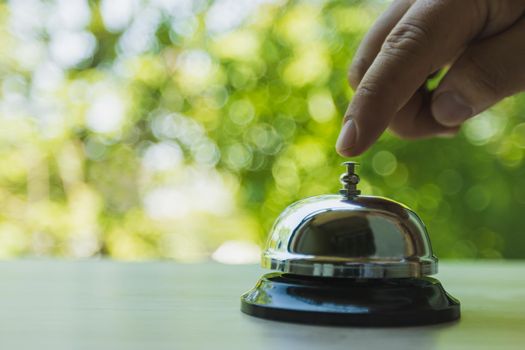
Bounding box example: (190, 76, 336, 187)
(0, 260, 523, 350)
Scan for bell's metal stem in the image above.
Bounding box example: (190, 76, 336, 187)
(339, 161, 361, 199)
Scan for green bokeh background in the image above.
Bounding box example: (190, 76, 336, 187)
(1, 0, 524, 260)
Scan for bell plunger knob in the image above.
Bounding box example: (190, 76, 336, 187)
(339, 161, 361, 199)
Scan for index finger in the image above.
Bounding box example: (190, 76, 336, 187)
(337, 0, 485, 157)
(348, 0, 413, 89)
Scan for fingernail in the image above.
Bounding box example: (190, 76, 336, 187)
(336, 119, 357, 154)
(432, 92, 473, 127)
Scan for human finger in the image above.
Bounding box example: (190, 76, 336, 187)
(348, 0, 414, 89)
(432, 17, 525, 127)
(337, 0, 481, 156)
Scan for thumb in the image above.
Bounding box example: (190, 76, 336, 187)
(431, 18, 525, 127)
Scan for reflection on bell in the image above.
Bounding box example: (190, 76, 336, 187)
(241, 162, 460, 326)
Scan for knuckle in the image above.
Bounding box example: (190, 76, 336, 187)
(355, 77, 397, 109)
(356, 80, 384, 99)
(382, 20, 433, 60)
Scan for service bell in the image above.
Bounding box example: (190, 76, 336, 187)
(241, 162, 460, 326)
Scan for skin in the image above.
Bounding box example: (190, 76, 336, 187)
(336, 0, 525, 157)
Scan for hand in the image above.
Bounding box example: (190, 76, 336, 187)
(336, 0, 525, 157)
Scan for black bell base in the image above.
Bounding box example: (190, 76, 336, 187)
(241, 273, 460, 327)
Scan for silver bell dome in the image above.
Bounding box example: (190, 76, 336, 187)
(261, 162, 438, 278)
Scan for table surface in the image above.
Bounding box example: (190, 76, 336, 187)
(0, 260, 523, 350)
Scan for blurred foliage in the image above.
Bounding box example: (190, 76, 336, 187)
(0, 0, 524, 261)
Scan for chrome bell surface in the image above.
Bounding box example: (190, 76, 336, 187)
(261, 162, 437, 278)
